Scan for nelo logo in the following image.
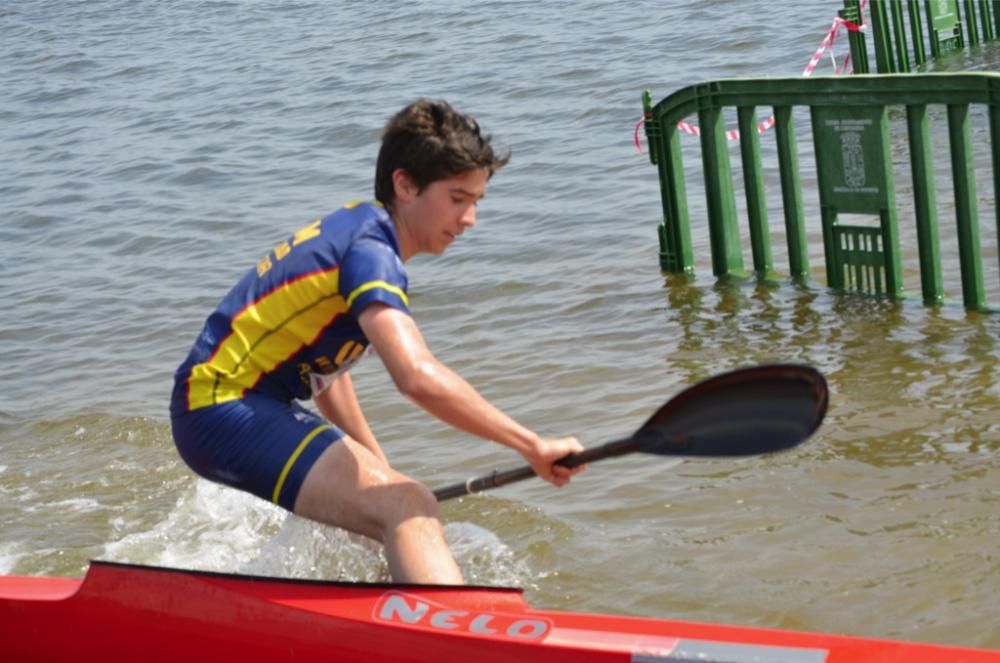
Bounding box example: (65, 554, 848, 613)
(374, 591, 551, 640)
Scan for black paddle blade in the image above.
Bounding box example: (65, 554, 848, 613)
(633, 364, 828, 456)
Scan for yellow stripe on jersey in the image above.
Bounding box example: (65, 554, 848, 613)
(334, 340, 365, 365)
(342, 200, 383, 210)
(187, 268, 344, 410)
(345, 280, 409, 309)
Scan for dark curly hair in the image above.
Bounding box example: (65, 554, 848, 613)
(374, 99, 511, 206)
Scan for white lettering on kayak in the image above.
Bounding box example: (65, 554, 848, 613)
(375, 591, 551, 640)
(469, 614, 498, 635)
(430, 609, 466, 629)
(378, 593, 429, 623)
(507, 619, 549, 639)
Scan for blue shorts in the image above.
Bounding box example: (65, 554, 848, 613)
(170, 393, 344, 511)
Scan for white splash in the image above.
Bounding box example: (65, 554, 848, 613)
(101, 478, 532, 587)
(0, 542, 24, 575)
(102, 480, 286, 571)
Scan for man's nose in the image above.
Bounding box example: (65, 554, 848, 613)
(460, 204, 477, 227)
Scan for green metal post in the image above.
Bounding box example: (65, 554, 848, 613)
(890, 0, 911, 72)
(842, 0, 871, 73)
(947, 103, 985, 309)
(698, 103, 744, 276)
(905, 104, 944, 303)
(991, 103, 1000, 283)
(870, 0, 897, 71)
(965, 0, 980, 44)
(641, 90, 659, 166)
(927, 0, 941, 57)
(980, 0, 996, 39)
(876, 109, 904, 298)
(837, 0, 868, 74)
(958, 3, 968, 47)
(774, 106, 809, 279)
(908, 0, 927, 68)
(737, 106, 772, 275)
(642, 90, 694, 274)
(809, 108, 840, 290)
(661, 129, 694, 273)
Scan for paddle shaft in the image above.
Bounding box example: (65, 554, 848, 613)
(433, 436, 640, 501)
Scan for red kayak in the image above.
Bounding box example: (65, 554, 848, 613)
(1, 561, 995, 662)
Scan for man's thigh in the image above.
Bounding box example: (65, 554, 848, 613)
(293, 436, 426, 541)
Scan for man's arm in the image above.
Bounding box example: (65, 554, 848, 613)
(313, 370, 389, 466)
(357, 303, 583, 486)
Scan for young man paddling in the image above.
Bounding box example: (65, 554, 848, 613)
(169, 99, 585, 583)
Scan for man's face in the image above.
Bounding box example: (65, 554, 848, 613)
(406, 168, 489, 255)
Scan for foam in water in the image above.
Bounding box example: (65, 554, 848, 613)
(102, 478, 534, 586)
(0, 542, 25, 575)
(27, 497, 103, 514)
(102, 480, 284, 570)
(448, 521, 537, 587)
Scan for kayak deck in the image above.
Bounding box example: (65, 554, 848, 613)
(1, 561, 995, 662)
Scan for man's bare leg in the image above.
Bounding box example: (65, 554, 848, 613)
(293, 436, 463, 584)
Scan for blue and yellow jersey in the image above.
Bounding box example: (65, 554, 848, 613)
(170, 201, 408, 416)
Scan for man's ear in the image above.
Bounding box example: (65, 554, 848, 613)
(391, 168, 418, 203)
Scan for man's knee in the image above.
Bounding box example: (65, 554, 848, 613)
(384, 479, 440, 521)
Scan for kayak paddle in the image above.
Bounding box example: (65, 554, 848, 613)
(433, 363, 828, 501)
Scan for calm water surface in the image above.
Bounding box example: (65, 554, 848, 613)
(2, 0, 998, 650)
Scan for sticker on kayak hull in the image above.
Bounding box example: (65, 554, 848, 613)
(633, 638, 828, 663)
(374, 591, 551, 640)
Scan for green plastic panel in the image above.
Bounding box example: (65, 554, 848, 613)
(928, 0, 960, 31)
(813, 106, 890, 213)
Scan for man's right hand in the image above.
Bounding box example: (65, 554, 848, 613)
(525, 436, 587, 487)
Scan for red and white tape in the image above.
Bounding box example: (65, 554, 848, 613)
(636, 0, 868, 150)
(802, 3, 868, 78)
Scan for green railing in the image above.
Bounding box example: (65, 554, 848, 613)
(845, 0, 1000, 74)
(641, 73, 1000, 310)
